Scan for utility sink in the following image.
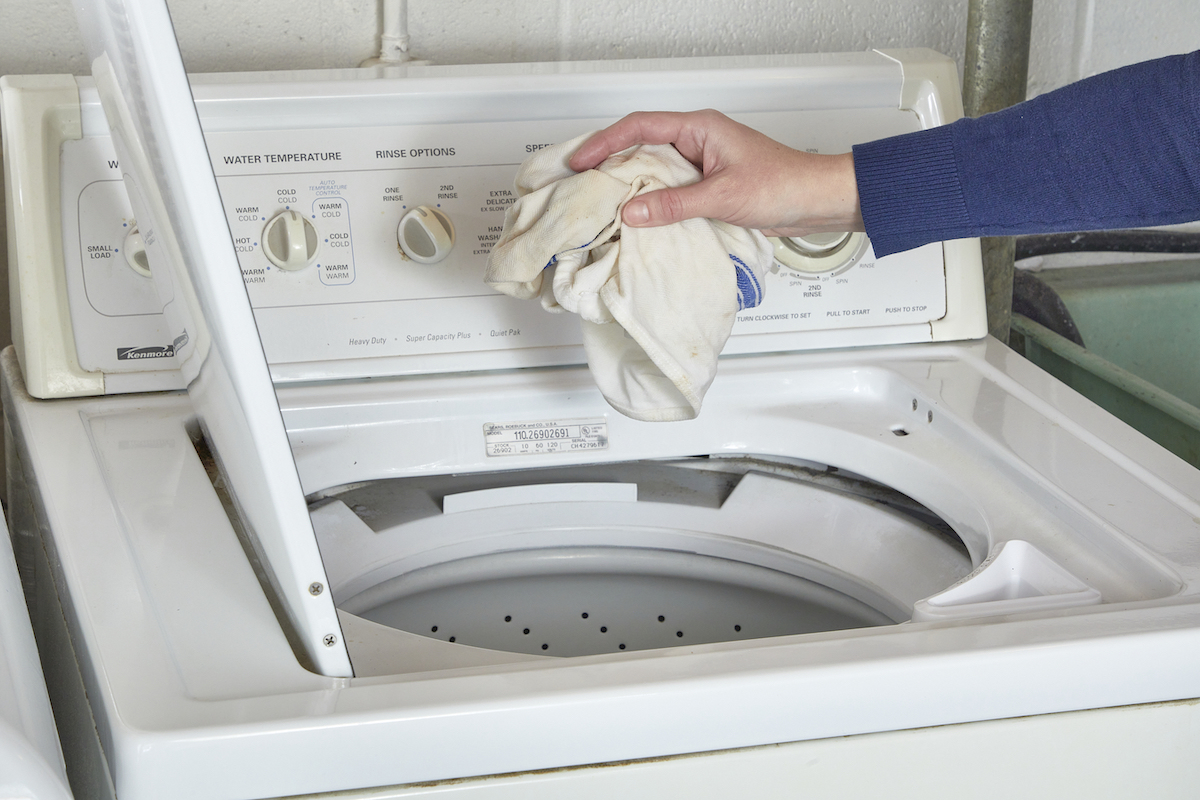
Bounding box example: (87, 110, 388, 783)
(1014, 257, 1200, 468)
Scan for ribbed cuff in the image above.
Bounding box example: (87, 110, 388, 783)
(853, 123, 976, 257)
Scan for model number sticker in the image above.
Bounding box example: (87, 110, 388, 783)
(484, 418, 608, 457)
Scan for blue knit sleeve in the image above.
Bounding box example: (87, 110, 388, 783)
(853, 49, 1200, 257)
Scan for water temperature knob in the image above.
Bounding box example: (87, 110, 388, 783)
(263, 210, 319, 270)
(398, 205, 455, 264)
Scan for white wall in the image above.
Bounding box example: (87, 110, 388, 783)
(3, 0, 1196, 88)
(0, 0, 1196, 361)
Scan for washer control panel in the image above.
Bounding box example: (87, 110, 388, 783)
(62, 108, 951, 382)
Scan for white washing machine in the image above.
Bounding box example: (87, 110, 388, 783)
(0, 511, 72, 800)
(4, 3, 1200, 798)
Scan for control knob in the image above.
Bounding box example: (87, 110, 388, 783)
(122, 224, 151, 277)
(772, 231, 868, 274)
(398, 205, 455, 264)
(262, 210, 319, 270)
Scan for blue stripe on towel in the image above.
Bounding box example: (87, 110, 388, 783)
(731, 254, 763, 310)
(545, 227, 614, 271)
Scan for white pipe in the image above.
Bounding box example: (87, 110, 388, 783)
(1072, 0, 1096, 81)
(378, 0, 410, 64)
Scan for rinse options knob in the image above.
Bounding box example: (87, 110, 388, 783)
(262, 210, 319, 270)
(398, 205, 455, 264)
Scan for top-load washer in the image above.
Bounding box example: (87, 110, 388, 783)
(0, 511, 72, 800)
(4, 2, 1200, 797)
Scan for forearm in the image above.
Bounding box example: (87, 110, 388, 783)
(854, 50, 1200, 257)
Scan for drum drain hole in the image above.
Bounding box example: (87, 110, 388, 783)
(424, 617, 703, 651)
(348, 547, 907, 657)
(892, 427, 909, 436)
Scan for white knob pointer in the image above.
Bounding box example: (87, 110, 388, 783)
(123, 226, 151, 277)
(398, 205, 455, 264)
(263, 210, 319, 270)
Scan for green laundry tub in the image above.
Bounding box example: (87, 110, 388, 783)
(1013, 258, 1200, 469)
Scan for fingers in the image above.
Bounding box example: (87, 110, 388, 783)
(569, 110, 736, 227)
(622, 183, 715, 227)
(568, 111, 698, 172)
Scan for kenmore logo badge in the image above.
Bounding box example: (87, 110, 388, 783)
(117, 330, 189, 361)
(117, 345, 174, 360)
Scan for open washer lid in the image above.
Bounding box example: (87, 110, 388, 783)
(73, 0, 351, 676)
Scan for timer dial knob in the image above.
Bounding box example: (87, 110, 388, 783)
(263, 210, 319, 270)
(772, 231, 868, 274)
(398, 205, 455, 264)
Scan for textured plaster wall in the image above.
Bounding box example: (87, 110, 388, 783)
(3, 1, 1195, 86)
(0, 0, 1196, 366)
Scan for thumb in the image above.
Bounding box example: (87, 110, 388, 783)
(622, 184, 714, 227)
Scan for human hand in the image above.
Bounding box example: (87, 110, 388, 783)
(568, 109, 864, 238)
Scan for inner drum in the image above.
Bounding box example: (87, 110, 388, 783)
(355, 547, 897, 657)
(318, 457, 971, 659)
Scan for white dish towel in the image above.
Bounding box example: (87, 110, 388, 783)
(485, 132, 774, 422)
